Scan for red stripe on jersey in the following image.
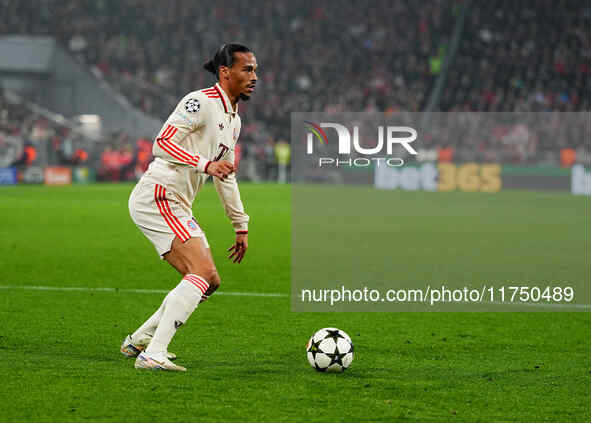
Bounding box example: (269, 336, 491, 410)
(156, 138, 198, 167)
(156, 126, 200, 166)
(161, 185, 191, 241)
(156, 139, 187, 163)
(214, 85, 228, 113)
(160, 188, 190, 241)
(154, 185, 170, 232)
(160, 125, 169, 137)
(155, 185, 187, 242)
(162, 124, 177, 140)
(202, 88, 217, 93)
(157, 125, 189, 162)
(162, 127, 200, 165)
(158, 140, 197, 166)
(160, 124, 174, 139)
(165, 126, 178, 140)
(155, 185, 189, 242)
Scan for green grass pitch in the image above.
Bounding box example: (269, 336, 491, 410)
(0, 183, 590, 422)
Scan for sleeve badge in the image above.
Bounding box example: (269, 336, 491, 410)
(184, 98, 200, 113)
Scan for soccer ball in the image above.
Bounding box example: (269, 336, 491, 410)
(306, 327, 354, 372)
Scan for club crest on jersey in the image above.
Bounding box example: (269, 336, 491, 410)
(218, 122, 224, 131)
(187, 220, 198, 230)
(184, 98, 200, 113)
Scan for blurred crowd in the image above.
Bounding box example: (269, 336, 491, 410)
(0, 88, 154, 180)
(443, 0, 591, 114)
(419, 113, 591, 165)
(2, 0, 591, 176)
(0, 90, 87, 168)
(1, 0, 455, 139)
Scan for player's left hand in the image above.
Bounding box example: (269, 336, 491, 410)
(227, 233, 248, 263)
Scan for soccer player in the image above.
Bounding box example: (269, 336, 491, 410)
(121, 44, 257, 371)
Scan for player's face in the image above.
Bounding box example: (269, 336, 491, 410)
(228, 52, 258, 101)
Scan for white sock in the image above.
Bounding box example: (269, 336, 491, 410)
(130, 291, 172, 343)
(145, 274, 209, 356)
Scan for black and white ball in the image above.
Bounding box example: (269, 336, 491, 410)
(306, 327, 354, 372)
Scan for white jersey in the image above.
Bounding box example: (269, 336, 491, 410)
(141, 83, 249, 233)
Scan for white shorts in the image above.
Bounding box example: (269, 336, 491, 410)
(129, 179, 209, 258)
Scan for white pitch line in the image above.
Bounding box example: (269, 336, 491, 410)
(0, 285, 288, 298)
(1, 285, 589, 309)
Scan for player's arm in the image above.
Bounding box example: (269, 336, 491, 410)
(213, 148, 249, 263)
(152, 95, 212, 173)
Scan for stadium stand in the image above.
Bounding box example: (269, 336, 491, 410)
(1, 0, 454, 134)
(442, 0, 591, 114)
(2, 0, 591, 177)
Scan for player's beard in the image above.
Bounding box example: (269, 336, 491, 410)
(239, 93, 251, 101)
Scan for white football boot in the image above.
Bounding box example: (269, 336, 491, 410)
(134, 351, 187, 372)
(120, 335, 177, 360)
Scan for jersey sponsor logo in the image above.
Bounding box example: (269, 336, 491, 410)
(187, 219, 198, 230)
(184, 98, 200, 113)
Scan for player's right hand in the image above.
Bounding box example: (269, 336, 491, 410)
(206, 160, 234, 180)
